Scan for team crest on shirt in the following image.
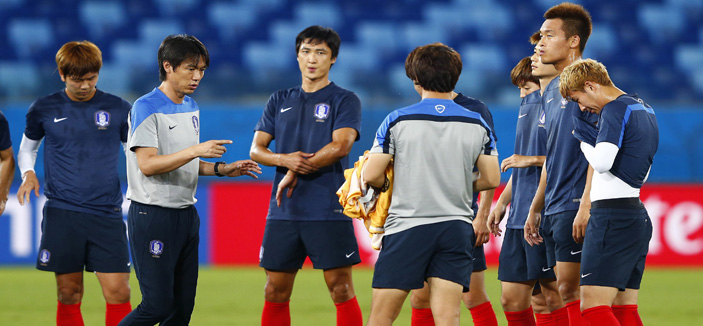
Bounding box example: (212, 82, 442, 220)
(192, 115, 199, 135)
(95, 110, 110, 129)
(560, 98, 568, 109)
(314, 103, 330, 121)
(39, 249, 50, 265)
(435, 104, 446, 113)
(150, 240, 164, 257)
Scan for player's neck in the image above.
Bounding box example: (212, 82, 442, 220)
(540, 75, 558, 95)
(599, 86, 626, 106)
(158, 82, 185, 104)
(421, 90, 454, 100)
(301, 77, 331, 93)
(555, 51, 582, 73)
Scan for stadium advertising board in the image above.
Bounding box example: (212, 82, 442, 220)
(1, 183, 702, 266)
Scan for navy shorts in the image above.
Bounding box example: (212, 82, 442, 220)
(36, 206, 130, 273)
(472, 244, 487, 272)
(498, 228, 556, 282)
(580, 199, 652, 290)
(372, 220, 474, 292)
(259, 220, 361, 270)
(542, 211, 582, 266)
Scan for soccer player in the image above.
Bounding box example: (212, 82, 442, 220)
(560, 59, 657, 326)
(249, 25, 363, 326)
(0, 110, 14, 215)
(524, 3, 595, 326)
(16, 41, 132, 326)
(120, 34, 261, 326)
(405, 44, 499, 326)
(363, 43, 500, 326)
(488, 50, 567, 326)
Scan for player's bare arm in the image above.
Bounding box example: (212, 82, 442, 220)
(0, 147, 15, 213)
(362, 153, 393, 189)
(473, 154, 500, 192)
(250, 130, 318, 174)
(524, 166, 547, 246)
(572, 165, 593, 243)
(474, 188, 495, 246)
(198, 160, 262, 178)
(500, 154, 546, 172)
(488, 175, 513, 237)
(135, 139, 230, 177)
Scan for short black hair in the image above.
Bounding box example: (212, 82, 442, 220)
(158, 34, 209, 81)
(295, 25, 341, 60)
(411, 43, 462, 93)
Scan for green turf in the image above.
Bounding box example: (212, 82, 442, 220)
(1, 266, 701, 325)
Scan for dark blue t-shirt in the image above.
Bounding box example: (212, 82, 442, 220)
(454, 93, 498, 215)
(255, 82, 362, 221)
(543, 76, 598, 215)
(25, 89, 131, 217)
(597, 94, 658, 188)
(506, 91, 547, 229)
(0, 111, 11, 151)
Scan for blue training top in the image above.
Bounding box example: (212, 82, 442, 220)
(542, 77, 598, 215)
(506, 91, 547, 229)
(24, 89, 131, 217)
(255, 82, 362, 221)
(597, 94, 658, 188)
(454, 93, 498, 215)
(0, 111, 11, 151)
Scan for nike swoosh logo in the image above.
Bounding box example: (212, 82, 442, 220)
(345, 251, 355, 258)
(54, 117, 68, 123)
(547, 98, 554, 103)
(571, 250, 582, 255)
(542, 267, 551, 272)
(581, 273, 592, 278)
(518, 113, 528, 119)
(281, 107, 293, 113)
(169, 125, 177, 130)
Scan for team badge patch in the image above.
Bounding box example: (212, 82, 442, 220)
(95, 110, 110, 129)
(435, 104, 446, 113)
(39, 249, 50, 264)
(192, 115, 199, 135)
(150, 240, 164, 257)
(314, 103, 330, 121)
(561, 98, 568, 109)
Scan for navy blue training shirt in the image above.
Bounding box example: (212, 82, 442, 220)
(506, 91, 547, 229)
(0, 111, 11, 151)
(542, 76, 598, 215)
(597, 94, 658, 188)
(454, 93, 498, 215)
(255, 82, 362, 221)
(24, 89, 131, 217)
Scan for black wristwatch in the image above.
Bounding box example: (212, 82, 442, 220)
(214, 161, 226, 177)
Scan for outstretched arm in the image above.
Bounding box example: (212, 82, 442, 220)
(135, 139, 231, 177)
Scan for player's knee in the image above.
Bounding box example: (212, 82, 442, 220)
(328, 282, 355, 303)
(463, 291, 489, 309)
(57, 284, 83, 304)
(139, 299, 173, 321)
(557, 282, 579, 302)
(409, 291, 430, 309)
(103, 284, 131, 304)
(531, 295, 550, 314)
(264, 281, 293, 302)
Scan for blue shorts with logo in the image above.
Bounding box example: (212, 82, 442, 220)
(498, 228, 556, 282)
(259, 220, 361, 270)
(542, 210, 582, 266)
(580, 199, 652, 290)
(36, 206, 130, 273)
(372, 220, 474, 292)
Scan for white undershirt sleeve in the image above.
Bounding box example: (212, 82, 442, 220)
(18, 134, 43, 177)
(580, 141, 619, 174)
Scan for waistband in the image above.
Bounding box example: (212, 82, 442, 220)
(591, 197, 644, 209)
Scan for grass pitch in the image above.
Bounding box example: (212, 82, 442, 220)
(1, 266, 700, 325)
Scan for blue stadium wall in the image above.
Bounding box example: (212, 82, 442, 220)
(0, 103, 701, 265)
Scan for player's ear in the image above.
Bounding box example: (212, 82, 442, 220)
(569, 35, 580, 50)
(59, 71, 66, 82)
(163, 61, 173, 74)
